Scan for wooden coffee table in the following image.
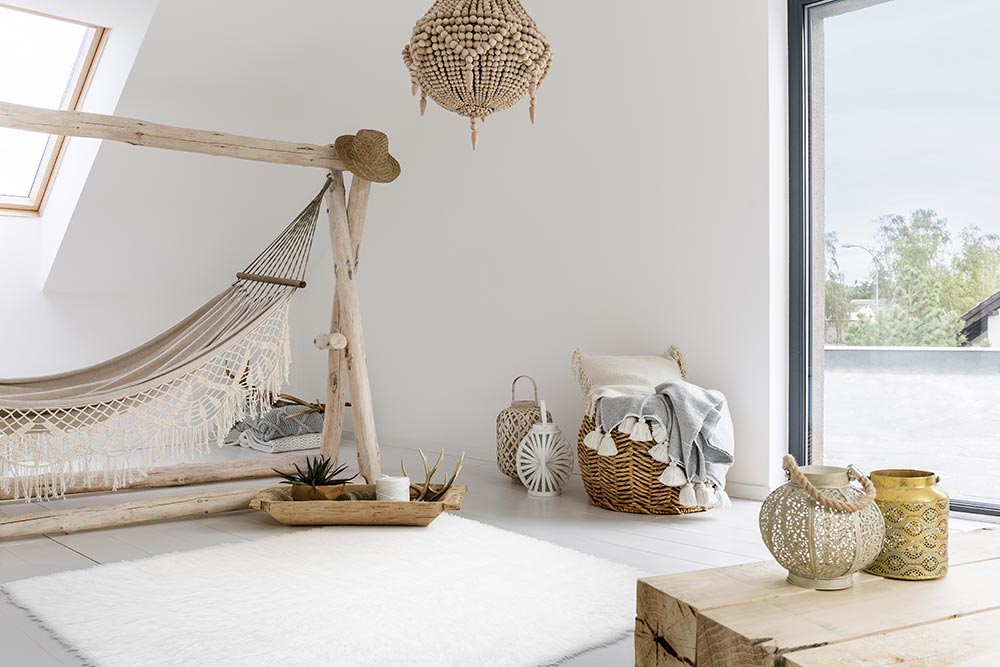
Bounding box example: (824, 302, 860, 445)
(636, 527, 1000, 666)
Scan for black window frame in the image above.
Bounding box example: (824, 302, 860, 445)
(786, 0, 999, 516)
(787, 0, 812, 469)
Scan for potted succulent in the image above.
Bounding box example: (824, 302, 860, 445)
(274, 456, 358, 501)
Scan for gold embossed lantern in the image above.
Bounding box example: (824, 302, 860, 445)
(760, 456, 885, 590)
(864, 470, 949, 580)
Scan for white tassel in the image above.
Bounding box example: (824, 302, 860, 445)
(597, 433, 618, 457)
(583, 429, 602, 451)
(716, 489, 732, 508)
(695, 481, 711, 506)
(658, 460, 687, 486)
(631, 419, 652, 442)
(618, 416, 637, 435)
(651, 422, 668, 443)
(678, 482, 698, 507)
(648, 442, 671, 464)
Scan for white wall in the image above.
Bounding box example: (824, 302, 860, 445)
(0, 0, 788, 498)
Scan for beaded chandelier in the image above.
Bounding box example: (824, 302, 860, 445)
(402, 0, 552, 150)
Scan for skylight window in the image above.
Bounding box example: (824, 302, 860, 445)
(0, 5, 105, 213)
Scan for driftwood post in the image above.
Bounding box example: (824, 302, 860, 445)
(325, 172, 381, 482)
(321, 175, 372, 464)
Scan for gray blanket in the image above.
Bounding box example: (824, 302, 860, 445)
(235, 405, 324, 442)
(595, 379, 734, 488)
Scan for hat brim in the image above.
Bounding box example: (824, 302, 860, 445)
(335, 135, 401, 184)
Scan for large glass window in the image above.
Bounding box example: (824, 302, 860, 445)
(790, 0, 1000, 514)
(0, 5, 105, 213)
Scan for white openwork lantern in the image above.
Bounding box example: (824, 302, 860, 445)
(760, 456, 885, 590)
(516, 401, 573, 497)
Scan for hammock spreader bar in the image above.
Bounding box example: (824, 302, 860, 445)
(235, 273, 307, 289)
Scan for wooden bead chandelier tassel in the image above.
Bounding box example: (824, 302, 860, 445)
(402, 0, 552, 150)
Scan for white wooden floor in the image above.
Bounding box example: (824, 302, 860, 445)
(0, 443, 988, 666)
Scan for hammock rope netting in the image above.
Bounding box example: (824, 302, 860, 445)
(0, 178, 332, 500)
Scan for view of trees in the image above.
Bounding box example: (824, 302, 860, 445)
(825, 210, 1000, 346)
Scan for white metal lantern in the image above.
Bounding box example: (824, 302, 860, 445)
(516, 401, 573, 497)
(759, 455, 885, 590)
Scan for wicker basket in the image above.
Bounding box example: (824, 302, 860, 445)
(577, 415, 706, 515)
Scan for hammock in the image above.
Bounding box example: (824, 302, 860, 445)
(0, 179, 331, 499)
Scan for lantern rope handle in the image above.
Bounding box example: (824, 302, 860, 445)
(782, 455, 876, 512)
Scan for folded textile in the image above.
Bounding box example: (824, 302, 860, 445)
(236, 405, 323, 442)
(594, 379, 734, 490)
(238, 431, 322, 454)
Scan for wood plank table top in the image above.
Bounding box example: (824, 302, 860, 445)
(635, 527, 1000, 667)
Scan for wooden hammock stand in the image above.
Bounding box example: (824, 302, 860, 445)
(0, 101, 386, 539)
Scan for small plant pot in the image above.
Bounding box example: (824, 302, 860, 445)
(291, 485, 348, 501)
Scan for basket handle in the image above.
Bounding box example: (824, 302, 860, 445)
(782, 454, 876, 512)
(666, 345, 689, 380)
(511, 375, 539, 404)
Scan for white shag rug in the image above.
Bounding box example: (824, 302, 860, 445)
(3, 514, 641, 667)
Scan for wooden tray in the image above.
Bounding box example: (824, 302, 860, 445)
(250, 484, 467, 527)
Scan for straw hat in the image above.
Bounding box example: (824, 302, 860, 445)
(334, 130, 400, 183)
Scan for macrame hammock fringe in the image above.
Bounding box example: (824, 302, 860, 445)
(0, 179, 331, 500)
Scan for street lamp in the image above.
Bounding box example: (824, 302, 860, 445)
(841, 243, 879, 314)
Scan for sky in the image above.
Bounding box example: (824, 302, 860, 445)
(822, 0, 1000, 284)
(0, 7, 89, 197)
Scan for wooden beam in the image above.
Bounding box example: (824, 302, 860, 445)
(325, 173, 381, 482)
(0, 489, 258, 540)
(321, 175, 372, 464)
(0, 101, 347, 170)
(0, 454, 313, 501)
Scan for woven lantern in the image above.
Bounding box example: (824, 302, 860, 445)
(496, 375, 551, 481)
(402, 0, 553, 149)
(759, 456, 885, 590)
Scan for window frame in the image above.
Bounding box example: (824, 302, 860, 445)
(787, 0, 813, 469)
(0, 4, 107, 215)
(787, 0, 1000, 517)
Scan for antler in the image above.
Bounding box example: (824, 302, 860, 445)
(400, 449, 465, 502)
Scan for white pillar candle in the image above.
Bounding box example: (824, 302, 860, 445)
(376, 475, 411, 502)
(539, 399, 548, 425)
